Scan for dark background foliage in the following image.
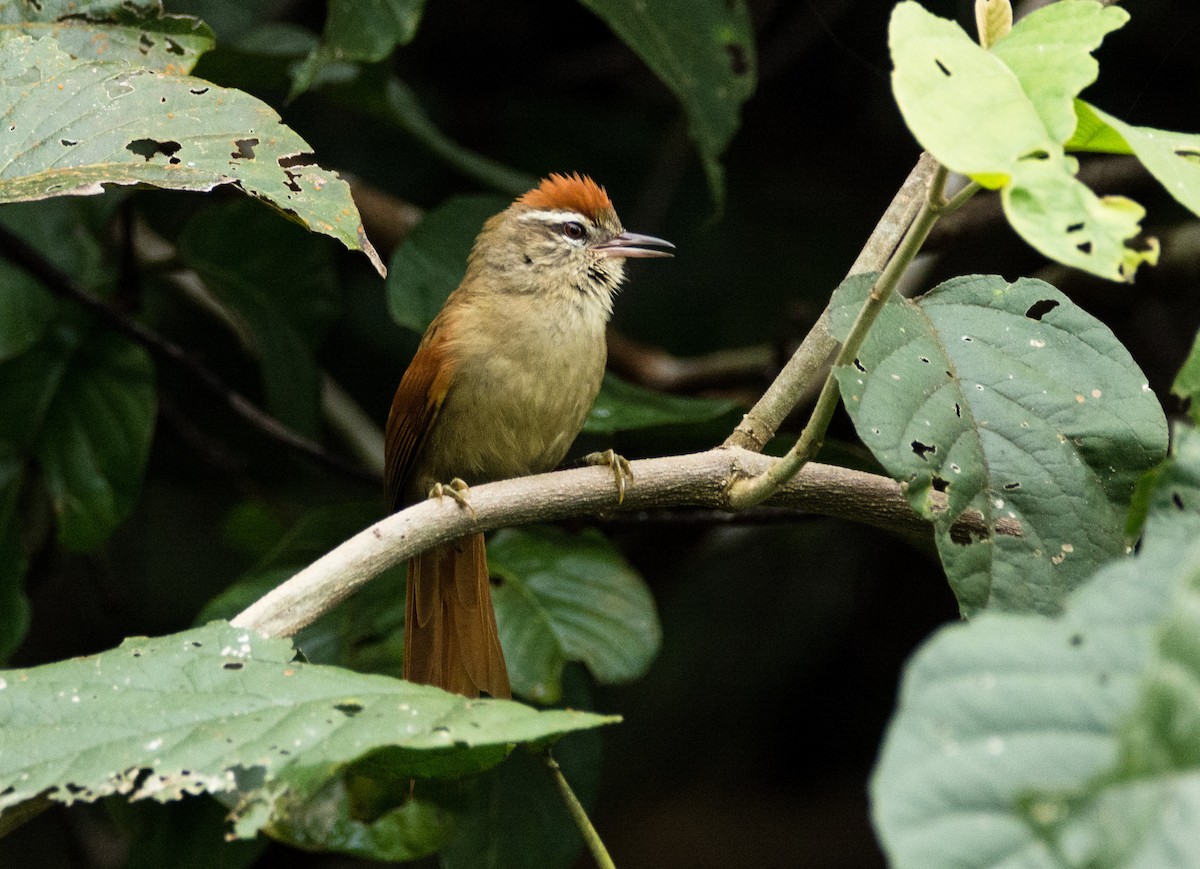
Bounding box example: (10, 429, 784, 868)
(6, 1, 1200, 866)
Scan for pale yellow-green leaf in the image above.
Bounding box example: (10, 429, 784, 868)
(1002, 154, 1158, 282)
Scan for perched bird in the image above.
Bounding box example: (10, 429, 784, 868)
(385, 173, 673, 698)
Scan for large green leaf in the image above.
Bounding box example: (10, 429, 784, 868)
(489, 527, 661, 704)
(0, 621, 616, 842)
(871, 428, 1200, 869)
(889, 1, 1151, 281)
(290, 0, 427, 97)
(832, 273, 1166, 615)
(0, 0, 215, 72)
(386, 195, 507, 333)
(0, 317, 156, 551)
(178, 199, 339, 435)
(579, 0, 756, 209)
(0, 35, 384, 275)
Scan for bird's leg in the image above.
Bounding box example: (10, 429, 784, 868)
(580, 449, 633, 505)
(428, 477, 476, 518)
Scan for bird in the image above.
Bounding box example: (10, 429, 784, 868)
(384, 173, 674, 698)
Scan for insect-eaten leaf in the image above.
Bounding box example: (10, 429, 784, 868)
(831, 273, 1167, 616)
(872, 427, 1200, 868)
(889, 1, 1158, 282)
(0, 622, 617, 850)
(0, 36, 384, 276)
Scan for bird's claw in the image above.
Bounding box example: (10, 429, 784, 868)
(582, 449, 633, 505)
(429, 477, 476, 518)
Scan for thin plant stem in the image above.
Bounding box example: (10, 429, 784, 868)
(542, 750, 617, 869)
(727, 163, 957, 509)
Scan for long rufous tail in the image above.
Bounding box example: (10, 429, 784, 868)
(404, 533, 511, 698)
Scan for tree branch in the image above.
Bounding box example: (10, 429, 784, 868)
(230, 447, 954, 638)
(725, 152, 938, 451)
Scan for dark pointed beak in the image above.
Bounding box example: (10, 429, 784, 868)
(592, 231, 675, 259)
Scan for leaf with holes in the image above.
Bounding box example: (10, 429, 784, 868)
(831, 273, 1167, 615)
(871, 430, 1200, 869)
(889, 1, 1153, 281)
(0, 621, 617, 846)
(0, 36, 383, 276)
(489, 527, 661, 705)
(1002, 152, 1158, 283)
(579, 0, 756, 210)
(0, 0, 216, 72)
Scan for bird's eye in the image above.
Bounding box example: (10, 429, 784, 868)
(562, 221, 586, 241)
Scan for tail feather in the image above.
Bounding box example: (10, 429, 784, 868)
(404, 533, 511, 698)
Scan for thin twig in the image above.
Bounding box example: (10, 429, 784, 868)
(725, 152, 938, 451)
(0, 223, 376, 484)
(542, 751, 617, 869)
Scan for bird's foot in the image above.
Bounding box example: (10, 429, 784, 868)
(428, 477, 476, 518)
(581, 449, 633, 505)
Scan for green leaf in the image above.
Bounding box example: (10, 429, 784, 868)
(386, 195, 508, 333)
(579, 0, 756, 210)
(584, 372, 739, 435)
(1173, 330, 1200, 426)
(440, 671, 601, 869)
(261, 771, 456, 862)
(0, 318, 156, 551)
(890, 1, 1049, 185)
(1002, 153, 1159, 283)
(0, 0, 216, 72)
(889, 1, 1146, 281)
(489, 527, 661, 704)
(178, 199, 339, 435)
(290, 0, 427, 98)
(1071, 101, 1200, 221)
(0, 622, 618, 841)
(988, 0, 1127, 144)
(0, 258, 55, 362)
(0, 445, 29, 663)
(0, 36, 384, 276)
(1066, 99, 1135, 155)
(831, 273, 1167, 615)
(871, 428, 1200, 869)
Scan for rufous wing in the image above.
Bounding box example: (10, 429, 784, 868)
(384, 319, 455, 509)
